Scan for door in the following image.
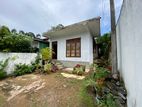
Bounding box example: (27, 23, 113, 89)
(52, 41, 57, 59)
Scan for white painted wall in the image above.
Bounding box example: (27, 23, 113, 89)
(0, 53, 37, 74)
(32, 41, 39, 48)
(116, 0, 142, 107)
(50, 32, 93, 64)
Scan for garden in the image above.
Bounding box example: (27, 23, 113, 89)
(0, 25, 127, 107)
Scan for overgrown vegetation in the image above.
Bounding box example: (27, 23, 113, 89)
(85, 63, 127, 107)
(0, 58, 9, 79)
(40, 47, 58, 73)
(44, 63, 52, 73)
(79, 84, 96, 107)
(96, 33, 111, 60)
(41, 47, 52, 61)
(0, 25, 38, 52)
(13, 63, 35, 76)
(95, 33, 111, 69)
(12, 54, 41, 76)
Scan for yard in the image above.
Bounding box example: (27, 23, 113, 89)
(0, 72, 95, 107)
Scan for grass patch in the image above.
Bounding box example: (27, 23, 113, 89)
(67, 79, 81, 85)
(79, 80, 96, 107)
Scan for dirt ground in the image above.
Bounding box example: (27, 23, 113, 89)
(0, 72, 91, 107)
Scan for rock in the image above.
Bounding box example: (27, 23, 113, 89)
(57, 100, 60, 103)
(117, 87, 127, 96)
(116, 81, 120, 86)
(118, 92, 127, 100)
(115, 99, 125, 107)
(112, 73, 119, 80)
(63, 84, 67, 88)
(102, 87, 110, 94)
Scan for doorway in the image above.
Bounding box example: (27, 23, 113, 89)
(52, 41, 57, 59)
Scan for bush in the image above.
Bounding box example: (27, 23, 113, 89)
(0, 25, 35, 52)
(44, 63, 52, 73)
(31, 54, 42, 70)
(0, 71, 7, 79)
(98, 93, 117, 107)
(13, 63, 34, 76)
(94, 65, 110, 80)
(44, 63, 58, 73)
(41, 47, 52, 61)
(72, 64, 86, 75)
(0, 58, 9, 79)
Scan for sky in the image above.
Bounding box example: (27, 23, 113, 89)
(0, 0, 123, 35)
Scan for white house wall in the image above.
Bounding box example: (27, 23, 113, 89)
(50, 32, 93, 64)
(116, 0, 142, 107)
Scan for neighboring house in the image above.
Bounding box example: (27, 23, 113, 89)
(32, 37, 49, 51)
(45, 17, 101, 68)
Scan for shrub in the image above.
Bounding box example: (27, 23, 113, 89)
(98, 93, 117, 107)
(44, 63, 58, 73)
(41, 47, 52, 61)
(96, 33, 111, 60)
(0, 25, 35, 52)
(0, 33, 32, 52)
(72, 64, 86, 75)
(0, 71, 7, 79)
(0, 58, 9, 79)
(44, 63, 52, 74)
(94, 65, 110, 80)
(31, 54, 42, 70)
(13, 63, 34, 76)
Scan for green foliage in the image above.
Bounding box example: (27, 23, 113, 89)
(0, 26, 35, 52)
(13, 63, 34, 76)
(11, 29, 17, 34)
(96, 33, 111, 60)
(80, 88, 95, 107)
(41, 48, 52, 61)
(79, 79, 96, 107)
(98, 93, 117, 107)
(30, 54, 42, 70)
(0, 58, 9, 79)
(94, 65, 110, 80)
(12, 35, 32, 52)
(0, 26, 10, 39)
(72, 64, 86, 75)
(44, 63, 52, 73)
(0, 71, 7, 79)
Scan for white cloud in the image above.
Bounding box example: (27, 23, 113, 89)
(0, 0, 123, 34)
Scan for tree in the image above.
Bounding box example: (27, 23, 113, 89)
(96, 33, 111, 59)
(0, 26, 10, 39)
(11, 29, 17, 34)
(26, 32, 35, 38)
(50, 24, 64, 31)
(19, 30, 25, 35)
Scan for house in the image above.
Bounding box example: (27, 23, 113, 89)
(32, 37, 49, 51)
(45, 17, 101, 68)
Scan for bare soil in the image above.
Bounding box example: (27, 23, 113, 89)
(0, 72, 89, 107)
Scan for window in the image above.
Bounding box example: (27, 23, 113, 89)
(66, 38, 81, 57)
